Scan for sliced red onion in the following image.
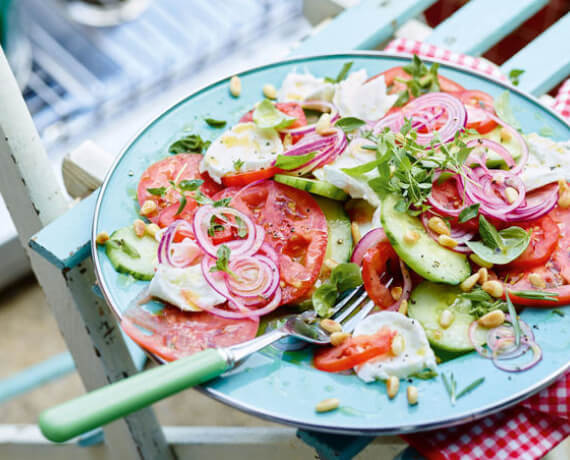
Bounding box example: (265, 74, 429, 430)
(492, 339, 542, 372)
(225, 255, 279, 301)
(259, 242, 279, 265)
(466, 138, 516, 170)
(351, 228, 388, 266)
(373, 111, 404, 133)
(158, 220, 195, 267)
(485, 112, 528, 175)
(500, 183, 559, 222)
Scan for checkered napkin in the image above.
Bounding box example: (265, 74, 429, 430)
(383, 38, 570, 460)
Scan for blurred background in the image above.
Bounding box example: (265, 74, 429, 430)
(0, 0, 568, 443)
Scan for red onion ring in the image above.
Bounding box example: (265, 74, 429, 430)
(225, 255, 279, 301)
(492, 339, 542, 372)
(484, 112, 529, 175)
(351, 228, 388, 266)
(158, 220, 197, 267)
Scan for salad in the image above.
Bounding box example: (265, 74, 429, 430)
(97, 56, 570, 406)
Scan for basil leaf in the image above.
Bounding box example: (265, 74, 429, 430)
(146, 187, 166, 196)
(194, 191, 213, 206)
(213, 197, 232, 208)
(458, 203, 479, 223)
(178, 179, 204, 191)
(324, 61, 353, 83)
(508, 69, 524, 86)
(274, 152, 316, 170)
(176, 194, 187, 215)
(330, 262, 362, 293)
(169, 134, 211, 154)
(466, 222, 530, 265)
(233, 158, 244, 170)
(253, 99, 296, 130)
(342, 159, 382, 178)
(494, 91, 521, 131)
(335, 116, 365, 133)
(312, 283, 338, 318)
(209, 244, 235, 277)
(235, 215, 248, 238)
(205, 118, 226, 128)
(478, 215, 503, 250)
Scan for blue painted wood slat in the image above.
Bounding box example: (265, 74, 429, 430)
(501, 13, 570, 95)
(425, 0, 547, 56)
(291, 0, 437, 56)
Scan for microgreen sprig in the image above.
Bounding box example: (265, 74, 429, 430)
(442, 372, 485, 405)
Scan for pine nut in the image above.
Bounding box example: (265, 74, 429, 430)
(330, 332, 350, 346)
(133, 219, 146, 237)
(528, 273, 546, 289)
(140, 200, 157, 217)
(96, 231, 109, 245)
(407, 385, 419, 405)
(399, 299, 408, 316)
(403, 230, 420, 245)
(386, 376, 400, 399)
(279, 281, 286, 288)
(504, 187, 519, 204)
(145, 223, 160, 239)
(391, 334, 405, 356)
(482, 280, 504, 298)
(391, 286, 403, 301)
(262, 83, 277, 100)
(500, 127, 512, 143)
(438, 234, 458, 248)
(558, 181, 570, 208)
(316, 113, 336, 135)
(229, 76, 241, 97)
(428, 216, 450, 236)
(470, 253, 493, 269)
(478, 310, 505, 328)
(439, 309, 454, 329)
(478, 267, 489, 284)
(460, 273, 480, 292)
(315, 398, 340, 413)
(351, 222, 361, 244)
(320, 319, 342, 334)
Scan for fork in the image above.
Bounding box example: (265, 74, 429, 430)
(39, 286, 374, 443)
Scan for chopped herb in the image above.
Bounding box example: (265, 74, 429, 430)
(552, 309, 565, 317)
(205, 118, 227, 128)
(274, 152, 316, 170)
(455, 377, 485, 399)
(510, 290, 559, 302)
(207, 217, 225, 237)
(324, 61, 353, 84)
(177, 179, 204, 192)
(176, 193, 187, 215)
(233, 158, 244, 170)
(442, 372, 484, 405)
(213, 197, 232, 208)
(458, 204, 480, 223)
(459, 287, 507, 318)
(508, 69, 525, 86)
(335, 116, 366, 133)
(235, 215, 248, 238)
(146, 187, 166, 197)
(411, 369, 438, 380)
(209, 244, 236, 278)
(169, 134, 211, 154)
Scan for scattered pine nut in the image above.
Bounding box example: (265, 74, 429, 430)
(460, 273, 480, 292)
(391, 334, 405, 356)
(528, 273, 546, 289)
(391, 286, 403, 301)
(320, 318, 342, 334)
(478, 310, 505, 328)
(407, 385, 419, 405)
(96, 231, 109, 245)
(262, 83, 277, 100)
(398, 299, 408, 316)
(133, 219, 146, 238)
(316, 113, 335, 135)
(504, 187, 518, 204)
(315, 398, 340, 413)
(438, 234, 458, 248)
(386, 376, 400, 399)
(330, 332, 350, 346)
(279, 280, 286, 289)
(403, 230, 420, 245)
(482, 280, 504, 298)
(145, 223, 160, 239)
(470, 253, 493, 269)
(229, 76, 241, 97)
(478, 267, 489, 284)
(439, 309, 454, 329)
(558, 180, 570, 208)
(140, 200, 157, 217)
(428, 216, 450, 236)
(351, 222, 361, 244)
(500, 127, 512, 143)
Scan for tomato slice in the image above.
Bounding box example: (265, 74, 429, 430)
(457, 90, 497, 134)
(231, 180, 328, 304)
(362, 243, 402, 308)
(221, 166, 279, 188)
(429, 176, 480, 232)
(137, 154, 222, 225)
(240, 101, 307, 144)
(121, 306, 259, 362)
(314, 327, 396, 372)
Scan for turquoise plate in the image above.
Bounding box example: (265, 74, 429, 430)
(93, 53, 570, 435)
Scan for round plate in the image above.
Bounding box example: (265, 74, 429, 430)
(93, 52, 570, 435)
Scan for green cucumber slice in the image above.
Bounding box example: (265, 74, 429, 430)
(274, 174, 348, 201)
(314, 197, 352, 267)
(381, 194, 471, 285)
(408, 281, 486, 354)
(466, 126, 523, 168)
(106, 226, 158, 281)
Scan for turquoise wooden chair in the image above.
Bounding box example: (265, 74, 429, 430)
(1, 1, 568, 458)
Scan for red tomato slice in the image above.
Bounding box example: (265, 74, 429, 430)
(221, 166, 279, 188)
(362, 243, 402, 309)
(430, 176, 480, 232)
(314, 327, 396, 372)
(137, 154, 222, 225)
(457, 90, 497, 134)
(121, 306, 259, 362)
(240, 101, 307, 144)
(231, 180, 328, 305)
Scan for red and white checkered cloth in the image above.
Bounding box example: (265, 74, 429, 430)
(383, 38, 570, 460)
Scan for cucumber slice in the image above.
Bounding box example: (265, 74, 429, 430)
(408, 281, 487, 354)
(274, 174, 348, 201)
(106, 226, 158, 281)
(314, 197, 352, 267)
(381, 194, 470, 285)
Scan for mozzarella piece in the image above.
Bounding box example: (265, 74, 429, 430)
(148, 263, 226, 312)
(277, 71, 335, 102)
(313, 138, 381, 207)
(200, 122, 283, 183)
(352, 311, 437, 382)
(521, 133, 570, 190)
(333, 70, 398, 121)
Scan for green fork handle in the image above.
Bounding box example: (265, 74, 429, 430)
(39, 348, 230, 443)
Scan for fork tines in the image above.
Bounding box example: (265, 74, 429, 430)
(330, 285, 375, 333)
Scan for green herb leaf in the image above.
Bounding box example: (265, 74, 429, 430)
(312, 263, 363, 317)
(324, 61, 353, 83)
(176, 194, 187, 215)
(213, 197, 232, 208)
(508, 69, 525, 86)
(411, 369, 438, 380)
(494, 91, 521, 131)
(209, 244, 235, 277)
(169, 134, 211, 154)
(552, 309, 565, 317)
(205, 118, 227, 128)
(442, 372, 484, 405)
(233, 158, 244, 171)
(509, 290, 559, 302)
(335, 116, 366, 133)
(312, 283, 339, 318)
(194, 191, 213, 206)
(178, 179, 204, 191)
(235, 215, 248, 238)
(253, 99, 296, 130)
(146, 187, 166, 196)
(455, 377, 485, 399)
(458, 204, 479, 223)
(341, 159, 382, 178)
(539, 126, 555, 137)
(274, 152, 316, 170)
